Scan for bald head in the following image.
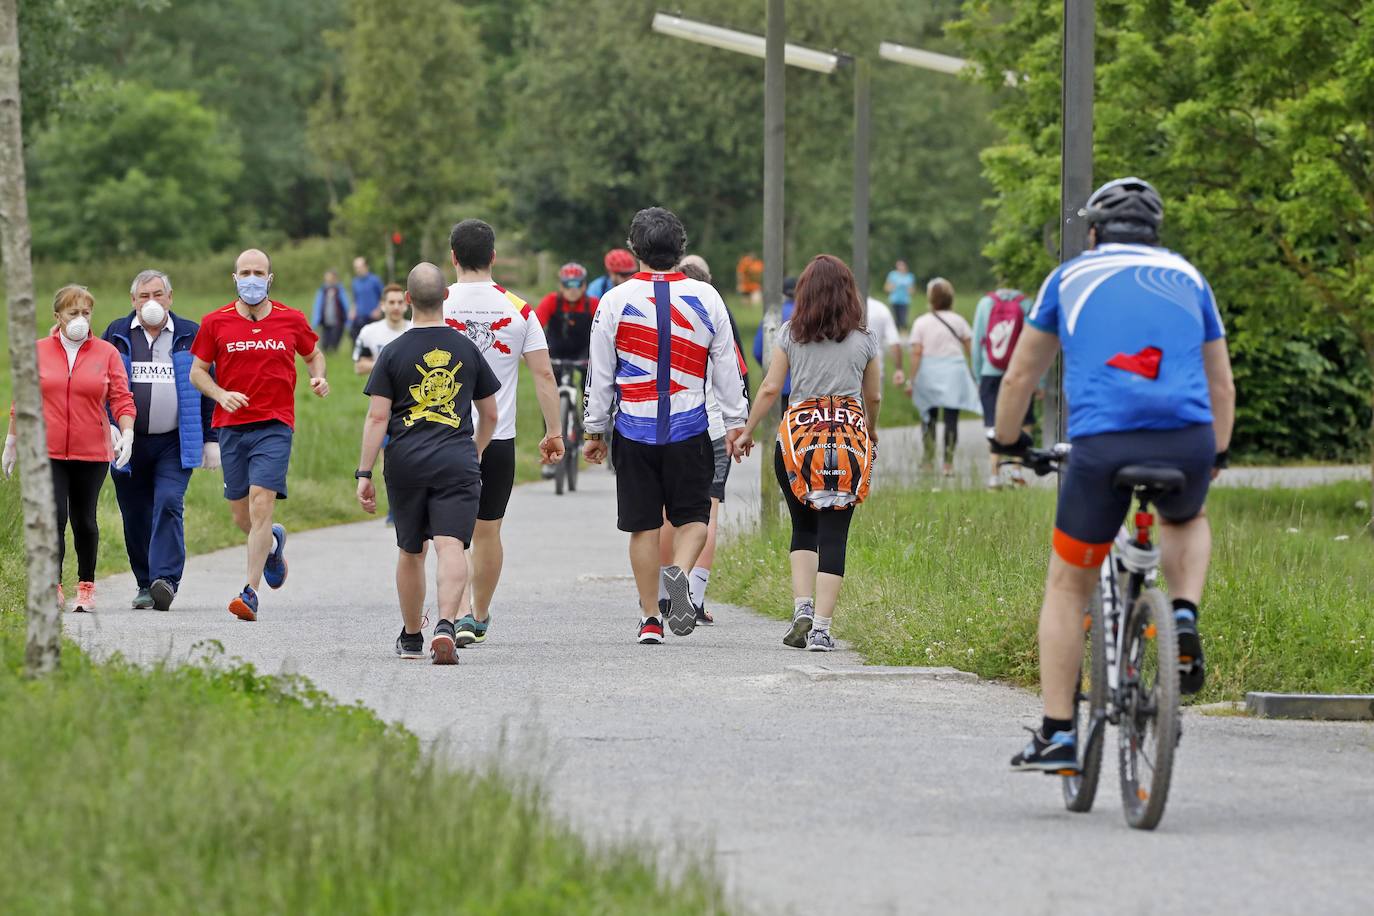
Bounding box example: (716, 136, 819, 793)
(406, 262, 448, 316)
(234, 248, 271, 276)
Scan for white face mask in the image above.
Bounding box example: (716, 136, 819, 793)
(62, 316, 90, 342)
(140, 300, 167, 327)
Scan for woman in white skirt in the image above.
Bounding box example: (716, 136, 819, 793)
(907, 277, 981, 475)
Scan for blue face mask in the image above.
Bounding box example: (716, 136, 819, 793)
(236, 275, 270, 306)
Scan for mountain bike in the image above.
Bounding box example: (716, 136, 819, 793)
(550, 359, 586, 495)
(1011, 445, 1182, 831)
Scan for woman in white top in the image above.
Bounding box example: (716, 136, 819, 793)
(907, 277, 981, 475)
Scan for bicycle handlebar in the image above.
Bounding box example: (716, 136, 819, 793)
(999, 443, 1072, 477)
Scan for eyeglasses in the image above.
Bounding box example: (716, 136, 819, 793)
(561, 280, 585, 289)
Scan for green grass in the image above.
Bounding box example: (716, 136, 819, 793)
(714, 480, 1374, 702)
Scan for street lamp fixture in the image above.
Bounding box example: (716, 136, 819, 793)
(877, 41, 968, 76)
(651, 12, 840, 74)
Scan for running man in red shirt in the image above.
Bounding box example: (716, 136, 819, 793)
(190, 248, 329, 621)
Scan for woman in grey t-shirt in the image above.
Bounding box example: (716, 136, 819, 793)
(728, 254, 881, 652)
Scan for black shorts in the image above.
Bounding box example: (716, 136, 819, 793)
(478, 437, 516, 521)
(612, 430, 714, 532)
(710, 435, 731, 502)
(387, 477, 481, 553)
(1054, 424, 1215, 567)
(978, 375, 1036, 430)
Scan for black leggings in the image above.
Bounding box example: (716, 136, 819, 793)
(774, 446, 855, 576)
(923, 407, 959, 466)
(52, 459, 106, 582)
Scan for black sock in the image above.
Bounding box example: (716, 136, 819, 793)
(1172, 598, 1198, 621)
(1042, 716, 1074, 739)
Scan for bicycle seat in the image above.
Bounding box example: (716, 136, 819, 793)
(1113, 465, 1186, 494)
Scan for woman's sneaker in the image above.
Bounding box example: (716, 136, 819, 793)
(783, 601, 814, 648)
(395, 628, 424, 660)
(73, 581, 97, 613)
(431, 620, 458, 665)
(1009, 728, 1079, 774)
(263, 524, 288, 590)
(637, 616, 665, 645)
(806, 628, 835, 652)
(455, 613, 490, 648)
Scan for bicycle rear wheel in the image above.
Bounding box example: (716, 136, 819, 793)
(1063, 590, 1107, 812)
(554, 394, 571, 496)
(1118, 587, 1179, 830)
(563, 399, 580, 492)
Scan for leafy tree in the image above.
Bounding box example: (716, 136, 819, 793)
(26, 79, 242, 260)
(953, 0, 1373, 469)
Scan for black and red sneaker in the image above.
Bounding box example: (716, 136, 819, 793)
(638, 615, 665, 645)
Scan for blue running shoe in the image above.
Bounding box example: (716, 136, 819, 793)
(455, 614, 490, 648)
(229, 584, 260, 622)
(1010, 727, 1079, 774)
(263, 524, 288, 590)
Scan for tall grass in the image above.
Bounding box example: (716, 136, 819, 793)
(714, 480, 1374, 701)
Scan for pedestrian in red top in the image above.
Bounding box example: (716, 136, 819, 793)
(189, 248, 329, 621)
(3, 285, 136, 613)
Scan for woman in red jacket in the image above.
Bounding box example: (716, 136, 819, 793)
(3, 285, 136, 612)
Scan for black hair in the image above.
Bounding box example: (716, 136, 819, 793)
(449, 219, 496, 271)
(626, 207, 686, 271)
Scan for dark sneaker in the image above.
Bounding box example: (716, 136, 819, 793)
(132, 587, 155, 610)
(694, 601, 714, 626)
(806, 628, 835, 652)
(431, 620, 459, 665)
(228, 585, 259, 622)
(1010, 728, 1079, 774)
(638, 616, 665, 645)
(263, 524, 288, 590)
(455, 614, 491, 648)
(662, 565, 696, 637)
(395, 628, 424, 660)
(1176, 610, 1206, 695)
(783, 601, 814, 648)
(149, 579, 175, 612)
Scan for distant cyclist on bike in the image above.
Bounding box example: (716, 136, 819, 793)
(990, 177, 1236, 772)
(537, 262, 599, 372)
(588, 248, 637, 300)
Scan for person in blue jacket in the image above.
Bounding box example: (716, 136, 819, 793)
(312, 269, 352, 353)
(753, 275, 796, 408)
(102, 269, 218, 612)
(350, 256, 385, 339)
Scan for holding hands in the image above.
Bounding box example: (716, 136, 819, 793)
(726, 427, 754, 462)
(113, 428, 134, 470)
(539, 431, 566, 466)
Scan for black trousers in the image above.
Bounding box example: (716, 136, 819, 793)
(320, 323, 345, 353)
(922, 407, 959, 466)
(52, 459, 107, 582)
(774, 445, 856, 577)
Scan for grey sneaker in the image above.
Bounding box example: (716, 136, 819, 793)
(662, 565, 697, 637)
(806, 627, 836, 652)
(783, 602, 814, 648)
(131, 587, 155, 610)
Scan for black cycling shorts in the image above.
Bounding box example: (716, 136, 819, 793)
(478, 437, 517, 522)
(710, 435, 731, 503)
(612, 430, 714, 532)
(389, 476, 481, 553)
(1054, 424, 1215, 567)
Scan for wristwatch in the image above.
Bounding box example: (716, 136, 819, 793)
(354, 469, 372, 479)
(585, 432, 604, 442)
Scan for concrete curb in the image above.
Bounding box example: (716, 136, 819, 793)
(1245, 692, 1374, 720)
(787, 664, 978, 683)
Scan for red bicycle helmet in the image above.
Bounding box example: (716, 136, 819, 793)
(558, 262, 588, 285)
(604, 248, 636, 274)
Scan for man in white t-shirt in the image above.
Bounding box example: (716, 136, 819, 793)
(866, 296, 904, 385)
(352, 282, 411, 375)
(444, 218, 564, 647)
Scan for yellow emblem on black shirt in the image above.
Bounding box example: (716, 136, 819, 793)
(406, 348, 463, 428)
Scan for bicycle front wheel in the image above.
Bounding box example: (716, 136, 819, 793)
(564, 402, 580, 493)
(1117, 587, 1179, 830)
(1063, 589, 1107, 812)
(554, 393, 571, 496)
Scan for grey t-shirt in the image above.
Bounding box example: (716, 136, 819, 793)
(777, 321, 878, 401)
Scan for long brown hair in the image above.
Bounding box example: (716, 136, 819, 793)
(789, 254, 865, 344)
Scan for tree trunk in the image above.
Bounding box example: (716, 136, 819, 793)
(0, 0, 61, 675)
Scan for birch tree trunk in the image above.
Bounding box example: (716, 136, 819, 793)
(0, 0, 61, 675)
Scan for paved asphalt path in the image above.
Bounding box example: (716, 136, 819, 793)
(71, 451, 1373, 915)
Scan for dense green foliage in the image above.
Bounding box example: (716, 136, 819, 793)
(951, 0, 1374, 462)
(716, 480, 1374, 701)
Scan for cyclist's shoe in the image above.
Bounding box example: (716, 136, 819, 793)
(1175, 610, 1206, 695)
(694, 601, 714, 626)
(1010, 727, 1079, 775)
(395, 628, 424, 660)
(455, 614, 490, 648)
(638, 616, 665, 645)
(228, 585, 260, 622)
(149, 579, 176, 612)
(806, 628, 836, 652)
(132, 587, 155, 610)
(431, 619, 458, 665)
(662, 565, 696, 637)
(263, 524, 288, 590)
(783, 601, 814, 648)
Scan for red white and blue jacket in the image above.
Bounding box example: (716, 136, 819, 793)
(584, 271, 748, 444)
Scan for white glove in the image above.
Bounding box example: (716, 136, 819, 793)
(109, 424, 121, 453)
(114, 429, 134, 470)
(202, 441, 221, 471)
(2, 435, 15, 478)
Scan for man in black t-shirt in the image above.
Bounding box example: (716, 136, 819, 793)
(356, 262, 501, 665)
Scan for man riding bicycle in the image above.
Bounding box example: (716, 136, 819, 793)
(990, 177, 1236, 773)
(537, 262, 599, 374)
(588, 248, 637, 300)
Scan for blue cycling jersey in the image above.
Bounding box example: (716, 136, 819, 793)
(1028, 243, 1224, 439)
